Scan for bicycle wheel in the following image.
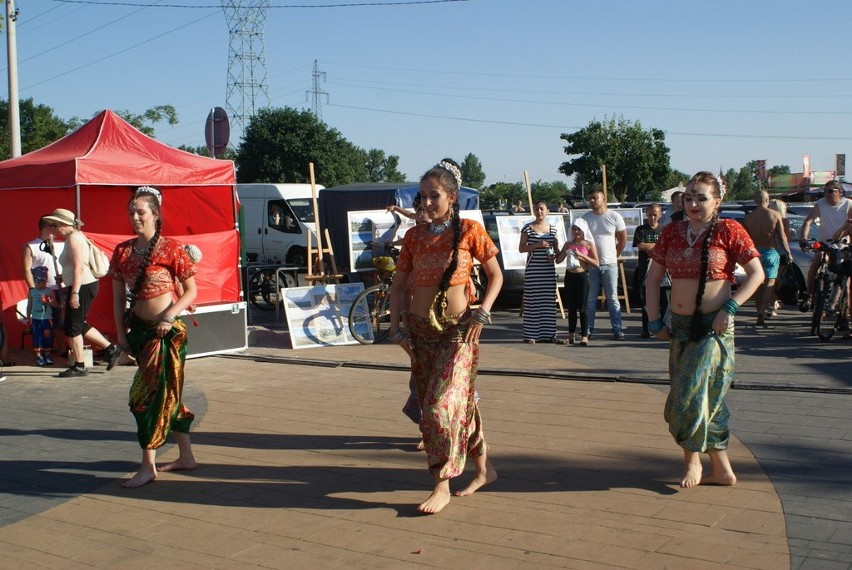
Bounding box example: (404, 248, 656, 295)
(259, 269, 288, 309)
(246, 270, 271, 310)
(815, 277, 837, 342)
(348, 285, 392, 344)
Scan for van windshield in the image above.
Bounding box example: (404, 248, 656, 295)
(288, 199, 315, 224)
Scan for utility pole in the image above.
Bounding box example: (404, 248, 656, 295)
(220, 0, 271, 134)
(305, 59, 328, 122)
(5, 0, 21, 157)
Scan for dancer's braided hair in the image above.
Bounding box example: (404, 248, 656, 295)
(687, 171, 723, 342)
(422, 158, 463, 320)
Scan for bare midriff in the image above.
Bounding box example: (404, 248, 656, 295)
(670, 278, 732, 316)
(409, 283, 469, 318)
(133, 292, 176, 322)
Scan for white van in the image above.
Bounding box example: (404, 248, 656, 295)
(237, 183, 323, 267)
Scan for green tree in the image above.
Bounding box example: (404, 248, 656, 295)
(177, 144, 236, 161)
(67, 105, 179, 137)
(364, 148, 406, 183)
(559, 115, 671, 202)
(460, 153, 486, 189)
(480, 181, 525, 210)
(236, 107, 368, 186)
(531, 180, 569, 206)
(0, 98, 71, 159)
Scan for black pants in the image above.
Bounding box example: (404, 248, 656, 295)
(563, 271, 589, 335)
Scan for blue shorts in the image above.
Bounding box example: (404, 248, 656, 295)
(758, 248, 780, 279)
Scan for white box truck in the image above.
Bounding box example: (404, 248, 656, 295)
(237, 183, 323, 267)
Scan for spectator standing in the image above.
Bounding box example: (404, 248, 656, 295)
(26, 266, 58, 366)
(800, 181, 852, 304)
(661, 190, 685, 226)
(518, 201, 559, 343)
(582, 189, 627, 340)
(743, 190, 791, 325)
(45, 208, 122, 378)
(554, 218, 598, 345)
(23, 216, 64, 291)
(633, 203, 664, 337)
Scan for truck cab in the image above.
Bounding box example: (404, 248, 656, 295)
(237, 183, 323, 267)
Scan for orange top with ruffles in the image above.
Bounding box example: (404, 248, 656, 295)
(649, 219, 758, 283)
(108, 236, 197, 300)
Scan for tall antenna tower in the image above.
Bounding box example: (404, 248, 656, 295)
(306, 59, 329, 122)
(221, 0, 271, 133)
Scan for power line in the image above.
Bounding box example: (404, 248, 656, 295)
(323, 60, 852, 84)
(48, 0, 472, 7)
(326, 80, 852, 116)
(327, 103, 852, 141)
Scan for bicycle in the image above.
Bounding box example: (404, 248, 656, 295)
(802, 239, 852, 341)
(245, 264, 297, 310)
(348, 244, 397, 344)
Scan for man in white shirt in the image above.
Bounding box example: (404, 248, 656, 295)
(582, 189, 628, 340)
(22, 216, 64, 291)
(800, 180, 852, 300)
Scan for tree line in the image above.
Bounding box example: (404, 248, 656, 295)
(1, 98, 791, 202)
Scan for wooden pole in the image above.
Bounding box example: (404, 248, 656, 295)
(308, 163, 325, 274)
(601, 164, 608, 201)
(523, 170, 533, 210)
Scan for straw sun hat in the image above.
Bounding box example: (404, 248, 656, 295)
(43, 208, 83, 228)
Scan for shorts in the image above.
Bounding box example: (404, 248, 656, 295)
(63, 281, 99, 338)
(758, 248, 780, 280)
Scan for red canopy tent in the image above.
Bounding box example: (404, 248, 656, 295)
(0, 110, 241, 353)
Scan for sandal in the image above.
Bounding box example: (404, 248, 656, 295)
(523, 339, 536, 344)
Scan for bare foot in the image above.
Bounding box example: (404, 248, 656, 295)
(418, 487, 451, 514)
(454, 460, 497, 497)
(680, 462, 702, 488)
(416, 439, 425, 451)
(702, 471, 737, 486)
(123, 466, 157, 488)
(157, 457, 197, 472)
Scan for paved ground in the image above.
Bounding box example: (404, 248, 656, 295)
(0, 300, 850, 569)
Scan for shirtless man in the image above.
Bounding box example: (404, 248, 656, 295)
(743, 190, 791, 326)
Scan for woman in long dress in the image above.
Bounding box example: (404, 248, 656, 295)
(518, 201, 559, 343)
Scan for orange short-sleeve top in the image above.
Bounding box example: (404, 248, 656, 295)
(396, 218, 498, 291)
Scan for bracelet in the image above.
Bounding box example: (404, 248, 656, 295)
(71, 291, 79, 295)
(648, 319, 664, 334)
(472, 307, 491, 325)
(721, 299, 740, 316)
(161, 315, 176, 324)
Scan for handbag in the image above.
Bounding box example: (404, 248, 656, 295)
(87, 240, 110, 278)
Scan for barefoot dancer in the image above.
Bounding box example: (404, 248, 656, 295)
(389, 159, 503, 514)
(109, 187, 199, 488)
(644, 172, 763, 489)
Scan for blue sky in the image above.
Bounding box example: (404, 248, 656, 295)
(5, 0, 852, 186)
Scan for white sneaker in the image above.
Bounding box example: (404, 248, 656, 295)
(0, 374, 7, 383)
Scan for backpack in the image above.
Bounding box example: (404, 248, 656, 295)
(87, 240, 110, 278)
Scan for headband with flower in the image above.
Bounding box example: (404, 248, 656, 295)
(436, 161, 463, 189)
(135, 186, 163, 205)
(714, 175, 727, 200)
